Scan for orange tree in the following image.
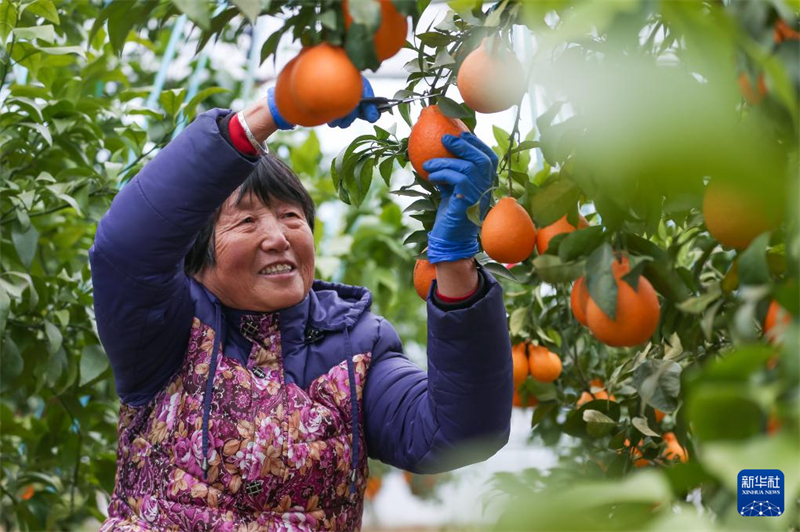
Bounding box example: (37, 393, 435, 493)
(329, 1, 799, 530)
(2, 0, 798, 529)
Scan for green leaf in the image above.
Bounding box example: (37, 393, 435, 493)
(232, 0, 260, 22)
(13, 24, 55, 44)
(379, 157, 395, 186)
(44, 320, 63, 356)
(702, 345, 775, 382)
(676, 285, 722, 315)
(585, 243, 617, 320)
(632, 359, 681, 413)
(528, 176, 581, 227)
(260, 27, 286, 64)
(632, 416, 660, 437)
(346, 0, 381, 30)
(432, 47, 455, 67)
(437, 96, 472, 119)
(19, 122, 52, 145)
(466, 201, 482, 227)
(583, 409, 616, 438)
(417, 31, 453, 47)
(509, 307, 527, 336)
(80, 345, 109, 386)
(182, 87, 228, 120)
(738, 232, 771, 286)
(0, 283, 8, 334)
(0, 337, 23, 393)
(24, 0, 59, 24)
(171, 0, 210, 29)
(532, 254, 584, 284)
(12, 222, 38, 269)
(40, 45, 85, 58)
(557, 226, 605, 262)
(159, 88, 187, 116)
(484, 0, 509, 27)
(0, 1, 17, 44)
(686, 383, 763, 441)
(527, 379, 557, 401)
(345, 23, 379, 71)
(483, 262, 520, 283)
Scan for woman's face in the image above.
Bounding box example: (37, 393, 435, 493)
(196, 191, 315, 312)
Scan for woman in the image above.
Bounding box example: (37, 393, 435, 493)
(91, 79, 513, 531)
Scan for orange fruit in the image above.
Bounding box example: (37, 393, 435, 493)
(274, 50, 319, 126)
(365, 476, 382, 500)
(703, 179, 781, 250)
(343, 0, 408, 61)
(290, 43, 362, 125)
(512, 342, 530, 388)
(512, 390, 538, 408)
(662, 432, 688, 463)
(622, 439, 649, 468)
(536, 214, 589, 255)
(480, 197, 537, 263)
(764, 300, 790, 344)
(738, 72, 767, 105)
(571, 276, 590, 326)
(457, 38, 526, 113)
(654, 409, 666, 424)
(775, 19, 800, 43)
(767, 413, 781, 436)
(528, 345, 562, 383)
(586, 256, 661, 347)
(408, 105, 470, 180)
(577, 380, 616, 407)
(413, 259, 436, 300)
(21, 485, 34, 501)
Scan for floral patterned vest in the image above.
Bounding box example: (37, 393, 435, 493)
(100, 312, 372, 531)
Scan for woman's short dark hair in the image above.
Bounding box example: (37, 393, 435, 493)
(184, 154, 316, 276)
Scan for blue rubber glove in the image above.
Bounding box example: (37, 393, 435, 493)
(266, 76, 380, 130)
(328, 76, 381, 128)
(423, 132, 498, 264)
(266, 86, 295, 130)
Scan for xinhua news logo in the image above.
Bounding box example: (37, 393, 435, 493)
(738, 469, 784, 517)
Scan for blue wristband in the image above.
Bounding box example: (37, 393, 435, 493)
(266, 87, 296, 131)
(426, 234, 480, 264)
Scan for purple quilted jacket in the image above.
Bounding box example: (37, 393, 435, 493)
(89, 109, 513, 530)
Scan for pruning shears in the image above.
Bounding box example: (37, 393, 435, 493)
(360, 92, 442, 113)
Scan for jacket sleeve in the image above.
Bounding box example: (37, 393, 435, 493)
(89, 109, 258, 406)
(363, 269, 513, 473)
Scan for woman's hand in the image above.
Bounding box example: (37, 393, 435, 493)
(327, 77, 381, 128)
(266, 76, 380, 131)
(424, 132, 498, 265)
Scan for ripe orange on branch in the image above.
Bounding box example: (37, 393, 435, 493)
(577, 379, 616, 407)
(457, 38, 526, 113)
(480, 197, 537, 263)
(536, 214, 589, 255)
(585, 257, 661, 347)
(662, 432, 688, 463)
(528, 345, 562, 383)
(512, 342, 529, 388)
(413, 259, 436, 300)
(764, 300, 790, 344)
(408, 105, 470, 180)
(285, 43, 362, 126)
(571, 276, 590, 326)
(343, 0, 408, 61)
(702, 179, 781, 250)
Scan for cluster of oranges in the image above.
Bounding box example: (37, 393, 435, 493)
(511, 341, 562, 407)
(571, 256, 661, 348)
(274, 0, 407, 126)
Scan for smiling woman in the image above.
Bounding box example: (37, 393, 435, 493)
(89, 81, 513, 530)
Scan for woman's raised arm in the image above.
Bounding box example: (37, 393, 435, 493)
(89, 104, 273, 405)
